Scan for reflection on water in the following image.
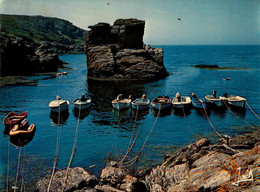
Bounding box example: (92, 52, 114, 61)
(173, 108, 191, 116)
(72, 108, 90, 120)
(49, 111, 69, 125)
(151, 108, 172, 117)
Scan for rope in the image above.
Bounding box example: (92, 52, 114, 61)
(6, 140, 10, 192)
(246, 101, 260, 120)
(223, 100, 256, 128)
(47, 105, 62, 192)
(13, 147, 22, 192)
(123, 105, 161, 167)
(120, 105, 140, 164)
(62, 105, 81, 191)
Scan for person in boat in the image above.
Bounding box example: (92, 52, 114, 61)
(81, 94, 86, 101)
(142, 94, 146, 101)
(117, 94, 123, 101)
(176, 92, 181, 102)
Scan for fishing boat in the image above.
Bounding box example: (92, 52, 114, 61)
(49, 95, 69, 113)
(3, 111, 28, 128)
(112, 94, 132, 110)
(221, 94, 247, 108)
(9, 123, 36, 136)
(191, 93, 211, 109)
(205, 91, 224, 107)
(172, 92, 192, 109)
(72, 94, 91, 110)
(131, 94, 150, 111)
(151, 96, 172, 110)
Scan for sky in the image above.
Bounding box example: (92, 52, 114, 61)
(0, 0, 259, 45)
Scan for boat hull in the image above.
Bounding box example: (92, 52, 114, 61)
(172, 96, 192, 109)
(49, 100, 69, 113)
(73, 99, 91, 110)
(3, 111, 28, 127)
(228, 100, 245, 108)
(205, 96, 223, 107)
(131, 99, 150, 111)
(112, 99, 131, 110)
(151, 96, 172, 110)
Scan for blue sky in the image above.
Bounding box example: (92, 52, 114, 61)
(0, 0, 259, 45)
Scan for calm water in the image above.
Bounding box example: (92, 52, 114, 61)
(0, 45, 259, 189)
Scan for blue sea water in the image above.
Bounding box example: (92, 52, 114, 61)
(0, 45, 259, 189)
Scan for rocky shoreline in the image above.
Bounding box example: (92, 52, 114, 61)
(36, 129, 260, 192)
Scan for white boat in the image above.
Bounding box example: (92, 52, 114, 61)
(205, 91, 223, 107)
(221, 95, 246, 108)
(49, 96, 69, 113)
(172, 93, 192, 109)
(112, 94, 131, 110)
(151, 96, 172, 110)
(191, 93, 211, 109)
(131, 94, 150, 111)
(72, 98, 91, 110)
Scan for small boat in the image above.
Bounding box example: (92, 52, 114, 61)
(221, 94, 246, 108)
(205, 91, 224, 107)
(49, 95, 69, 113)
(191, 93, 211, 109)
(131, 94, 150, 111)
(112, 94, 131, 110)
(9, 123, 36, 136)
(3, 111, 28, 128)
(172, 92, 192, 109)
(151, 96, 172, 110)
(72, 94, 91, 110)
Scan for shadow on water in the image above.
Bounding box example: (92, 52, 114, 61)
(151, 108, 172, 117)
(72, 108, 90, 120)
(173, 108, 191, 116)
(49, 111, 69, 125)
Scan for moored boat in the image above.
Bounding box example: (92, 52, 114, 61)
(3, 111, 28, 128)
(49, 95, 69, 113)
(151, 96, 172, 110)
(205, 91, 224, 107)
(9, 123, 36, 136)
(131, 94, 150, 111)
(172, 92, 192, 109)
(191, 93, 211, 109)
(72, 94, 91, 110)
(221, 94, 246, 108)
(112, 94, 131, 110)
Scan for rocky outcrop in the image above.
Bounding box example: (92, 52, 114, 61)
(85, 19, 168, 81)
(0, 31, 64, 76)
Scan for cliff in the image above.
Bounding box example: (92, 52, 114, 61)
(0, 14, 88, 54)
(85, 19, 168, 81)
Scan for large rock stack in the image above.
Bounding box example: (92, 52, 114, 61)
(85, 18, 168, 81)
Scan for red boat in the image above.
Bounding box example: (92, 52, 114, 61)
(3, 111, 28, 128)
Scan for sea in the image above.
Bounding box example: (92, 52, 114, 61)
(0, 45, 259, 190)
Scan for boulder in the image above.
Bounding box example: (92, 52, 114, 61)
(36, 167, 98, 192)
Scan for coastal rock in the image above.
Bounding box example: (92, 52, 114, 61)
(0, 30, 64, 76)
(36, 167, 98, 192)
(85, 19, 168, 81)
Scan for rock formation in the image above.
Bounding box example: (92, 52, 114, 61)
(0, 30, 64, 76)
(85, 19, 168, 81)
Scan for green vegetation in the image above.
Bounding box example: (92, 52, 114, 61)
(0, 14, 87, 44)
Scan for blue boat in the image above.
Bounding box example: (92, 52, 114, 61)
(131, 94, 150, 111)
(191, 93, 211, 109)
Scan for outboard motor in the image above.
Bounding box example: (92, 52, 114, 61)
(213, 90, 216, 98)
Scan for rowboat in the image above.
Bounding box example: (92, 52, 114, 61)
(221, 95, 246, 108)
(191, 93, 211, 109)
(151, 96, 172, 110)
(9, 123, 36, 136)
(205, 91, 223, 107)
(49, 95, 69, 113)
(3, 111, 28, 128)
(112, 94, 131, 110)
(72, 94, 91, 110)
(172, 92, 192, 109)
(131, 94, 150, 111)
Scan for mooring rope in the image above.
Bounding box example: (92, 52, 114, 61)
(47, 105, 62, 192)
(120, 105, 140, 164)
(123, 105, 161, 167)
(223, 100, 256, 128)
(6, 139, 10, 192)
(13, 147, 22, 192)
(62, 105, 82, 192)
(246, 101, 260, 120)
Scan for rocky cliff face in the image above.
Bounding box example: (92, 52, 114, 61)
(85, 19, 168, 81)
(0, 31, 64, 76)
